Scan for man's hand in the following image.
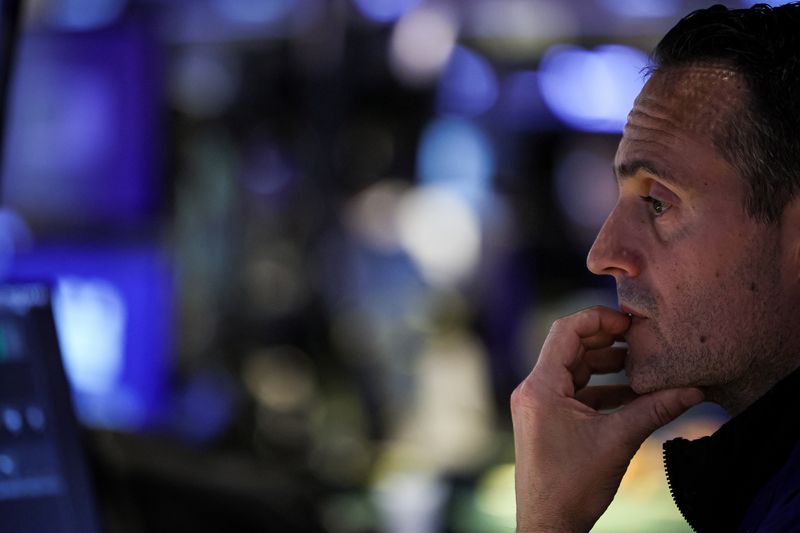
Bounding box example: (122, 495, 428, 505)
(511, 306, 703, 532)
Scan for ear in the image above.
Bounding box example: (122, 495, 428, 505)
(780, 196, 800, 270)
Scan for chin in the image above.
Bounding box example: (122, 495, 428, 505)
(627, 371, 662, 395)
(627, 361, 697, 395)
(625, 356, 670, 395)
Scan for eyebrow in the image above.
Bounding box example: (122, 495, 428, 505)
(613, 159, 681, 187)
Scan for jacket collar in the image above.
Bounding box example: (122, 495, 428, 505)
(662, 365, 800, 532)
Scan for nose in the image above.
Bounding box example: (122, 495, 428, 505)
(586, 206, 641, 279)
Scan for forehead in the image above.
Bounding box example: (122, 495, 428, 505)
(632, 64, 746, 136)
(616, 64, 748, 189)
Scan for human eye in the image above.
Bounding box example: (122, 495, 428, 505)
(639, 195, 673, 217)
(638, 180, 678, 218)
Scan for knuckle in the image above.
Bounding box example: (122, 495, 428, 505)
(510, 379, 539, 414)
(510, 383, 526, 411)
(549, 317, 568, 333)
(551, 308, 596, 333)
(577, 307, 601, 326)
(509, 387, 520, 412)
(650, 400, 675, 427)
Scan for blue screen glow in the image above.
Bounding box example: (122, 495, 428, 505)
(6, 245, 173, 431)
(211, 0, 294, 24)
(436, 46, 499, 117)
(538, 44, 648, 133)
(353, 0, 421, 23)
(597, 0, 680, 18)
(48, 0, 127, 30)
(4, 15, 160, 230)
(417, 117, 494, 206)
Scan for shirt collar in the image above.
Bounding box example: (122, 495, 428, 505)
(663, 365, 800, 531)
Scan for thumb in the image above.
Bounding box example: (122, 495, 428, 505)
(611, 387, 704, 444)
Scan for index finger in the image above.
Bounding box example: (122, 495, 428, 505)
(534, 306, 630, 394)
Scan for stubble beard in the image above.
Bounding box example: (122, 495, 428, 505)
(620, 241, 793, 415)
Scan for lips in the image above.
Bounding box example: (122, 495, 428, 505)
(620, 304, 646, 319)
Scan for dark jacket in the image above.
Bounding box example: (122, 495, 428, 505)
(662, 366, 800, 532)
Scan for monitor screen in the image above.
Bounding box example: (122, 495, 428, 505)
(7, 244, 173, 431)
(0, 283, 102, 533)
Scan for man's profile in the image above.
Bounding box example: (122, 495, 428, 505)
(512, 3, 800, 532)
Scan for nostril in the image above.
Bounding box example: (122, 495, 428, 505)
(586, 240, 610, 275)
(587, 239, 641, 279)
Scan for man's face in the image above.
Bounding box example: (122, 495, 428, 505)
(587, 65, 795, 409)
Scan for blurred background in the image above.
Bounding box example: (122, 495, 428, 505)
(0, 0, 757, 531)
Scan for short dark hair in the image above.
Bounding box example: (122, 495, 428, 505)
(650, 2, 800, 223)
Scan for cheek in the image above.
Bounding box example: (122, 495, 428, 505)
(650, 255, 729, 324)
(652, 231, 733, 293)
(648, 254, 700, 297)
(661, 255, 767, 343)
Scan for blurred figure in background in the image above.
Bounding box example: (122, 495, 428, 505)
(512, 3, 800, 532)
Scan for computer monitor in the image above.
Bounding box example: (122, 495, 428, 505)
(0, 282, 102, 532)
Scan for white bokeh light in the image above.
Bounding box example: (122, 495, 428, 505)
(345, 180, 408, 252)
(389, 6, 457, 86)
(396, 186, 481, 287)
(467, 0, 577, 40)
(169, 47, 241, 119)
(53, 278, 127, 395)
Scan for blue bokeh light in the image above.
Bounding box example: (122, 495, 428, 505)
(739, 0, 793, 5)
(352, 0, 421, 23)
(417, 117, 494, 206)
(240, 141, 295, 198)
(538, 44, 649, 133)
(598, 0, 680, 18)
(173, 370, 237, 444)
(436, 46, 499, 117)
(211, 0, 294, 24)
(0, 209, 33, 277)
(48, 0, 127, 30)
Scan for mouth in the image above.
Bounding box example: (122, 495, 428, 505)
(620, 303, 647, 320)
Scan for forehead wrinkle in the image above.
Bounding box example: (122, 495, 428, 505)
(632, 64, 747, 138)
(616, 64, 749, 193)
(627, 97, 683, 129)
(624, 113, 684, 147)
